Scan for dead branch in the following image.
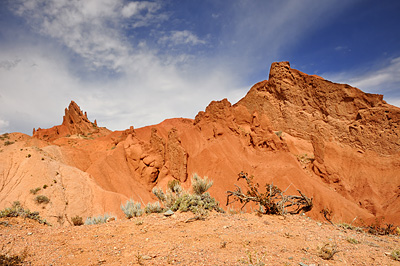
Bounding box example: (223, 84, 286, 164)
(226, 172, 313, 215)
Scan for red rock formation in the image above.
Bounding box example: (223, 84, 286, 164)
(33, 101, 110, 141)
(2, 62, 400, 226)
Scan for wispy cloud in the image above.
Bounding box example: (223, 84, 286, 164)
(323, 57, 400, 106)
(1, 0, 375, 134)
(158, 30, 206, 46)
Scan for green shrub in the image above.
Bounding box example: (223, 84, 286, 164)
(144, 202, 162, 214)
(192, 174, 213, 195)
(391, 249, 400, 261)
(85, 214, 115, 225)
(43, 184, 48, 189)
(30, 187, 41, 195)
(121, 200, 144, 218)
(168, 179, 182, 193)
(0, 133, 9, 140)
(0, 201, 49, 225)
(71, 215, 84, 226)
(152, 174, 224, 214)
(4, 140, 14, 146)
(34, 195, 50, 204)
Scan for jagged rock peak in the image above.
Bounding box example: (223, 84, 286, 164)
(33, 100, 105, 140)
(62, 101, 91, 127)
(237, 61, 400, 155)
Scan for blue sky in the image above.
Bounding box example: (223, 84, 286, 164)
(1, 0, 400, 135)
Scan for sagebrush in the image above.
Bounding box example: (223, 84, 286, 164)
(85, 213, 115, 225)
(121, 200, 144, 218)
(152, 174, 224, 214)
(0, 201, 49, 225)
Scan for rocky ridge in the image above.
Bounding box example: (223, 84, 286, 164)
(0, 62, 399, 226)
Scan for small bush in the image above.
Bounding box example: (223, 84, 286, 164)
(71, 215, 84, 226)
(34, 195, 50, 204)
(152, 174, 224, 214)
(318, 243, 339, 260)
(0, 201, 49, 225)
(0, 246, 27, 266)
(30, 187, 41, 195)
(168, 179, 182, 193)
(0, 133, 9, 140)
(43, 184, 48, 189)
(85, 214, 115, 225)
(346, 237, 360, 244)
(192, 174, 213, 195)
(4, 140, 14, 146)
(121, 200, 144, 218)
(391, 249, 400, 261)
(144, 202, 162, 214)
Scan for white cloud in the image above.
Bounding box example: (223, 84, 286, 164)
(159, 30, 206, 46)
(121, 1, 160, 18)
(1, 0, 369, 135)
(0, 119, 10, 134)
(323, 57, 400, 107)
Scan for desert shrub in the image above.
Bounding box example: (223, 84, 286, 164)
(320, 207, 334, 224)
(30, 187, 41, 195)
(121, 200, 144, 218)
(192, 174, 213, 195)
(0, 133, 9, 140)
(43, 184, 48, 189)
(152, 174, 224, 214)
(71, 215, 84, 226)
(318, 243, 339, 260)
(391, 249, 400, 261)
(0, 246, 28, 266)
(85, 213, 115, 225)
(226, 172, 313, 215)
(4, 140, 14, 146)
(144, 202, 162, 214)
(367, 218, 397, 235)
(346, 237, 360, 244)
(0, 201, 49, 225)
(34, 195, 50, 204)
(167, 179, 182, 193)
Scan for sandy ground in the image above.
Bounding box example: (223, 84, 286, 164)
(1, 212, 399, 266)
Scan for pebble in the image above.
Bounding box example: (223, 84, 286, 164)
(164, 210, 174, 216)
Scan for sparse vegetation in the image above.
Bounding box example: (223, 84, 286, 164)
(71, 215, 84, 226)
(26, 154, 31, 158)
(320, 207, 334, 224)
(152, 174, 224, 214)
(0, 201, 49, 225)
(296, 153, 315, 163)
(238, 249, 266, 265)
(34, 195, 50, 204)
(4, 140, 14, 146)
(0, 244, 28, 266)
(30, 187, 41, 195)
(318, 242, 339, 260)
(391, 249, 400, 261)
(0, 133, 10, 140)
(144, 202, 163, 214)
(346, 237, 360, 244)
(226, 172, 313, 215)
(85, 214, 115, 225)
(42, 184, 48, 189)
(275, 131, 283, 138)
(192, 174, 213, 195)
(121, 200, 144, 218)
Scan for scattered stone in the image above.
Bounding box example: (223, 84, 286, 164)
(106, 217, 116, 223)
(164, 210, 174, 216)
